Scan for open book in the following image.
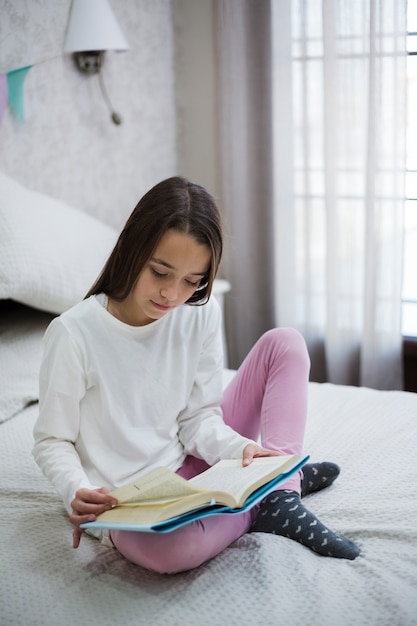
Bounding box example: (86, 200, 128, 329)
(81, 454, 309, 533)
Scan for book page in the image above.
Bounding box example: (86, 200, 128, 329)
(87, 454, 305, 528)
(189, 456, 296, 506)
(109, 467, 209, 505)
(96, 491, 216, 525)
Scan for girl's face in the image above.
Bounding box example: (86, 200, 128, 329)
(109, 230, 211, 326)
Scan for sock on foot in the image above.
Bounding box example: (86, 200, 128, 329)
(301, 462, 341, 497)
(250, 490, 360, 560)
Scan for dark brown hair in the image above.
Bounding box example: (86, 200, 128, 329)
(85, 176, 223, 304)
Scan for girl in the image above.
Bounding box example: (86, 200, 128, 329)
(33, 177, 359, 573)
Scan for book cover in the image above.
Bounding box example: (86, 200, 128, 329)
(81, 453, 309, 533)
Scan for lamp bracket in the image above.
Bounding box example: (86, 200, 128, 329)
(73, 51, 105, 74)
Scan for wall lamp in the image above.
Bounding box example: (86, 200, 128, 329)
(63, 0, 129, 125)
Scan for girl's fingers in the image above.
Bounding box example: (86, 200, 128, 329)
(71, 513, 96, 548)
(72, 526, 83, 549)
(70, 487, 116, 547)
(71, 487, 117, 515)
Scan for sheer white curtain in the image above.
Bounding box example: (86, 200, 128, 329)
(215, 0, 276, 369)
(272, 0, 407, 389)
(216, 0, 407, 389)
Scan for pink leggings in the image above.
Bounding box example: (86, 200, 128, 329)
(110, 328, 310, 574)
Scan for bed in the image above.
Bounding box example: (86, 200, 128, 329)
(1, 173, 417, 626)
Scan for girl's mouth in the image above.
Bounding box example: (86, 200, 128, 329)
(151, 301, 172, 311)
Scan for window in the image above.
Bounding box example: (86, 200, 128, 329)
(402, 1, 417, 336)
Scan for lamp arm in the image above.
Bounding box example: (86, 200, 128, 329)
(98, 67, 122, 126)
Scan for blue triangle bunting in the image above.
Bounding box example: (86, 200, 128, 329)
(7, 65, 32, 123)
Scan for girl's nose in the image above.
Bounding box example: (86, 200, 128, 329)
(161, 281, 179, 301)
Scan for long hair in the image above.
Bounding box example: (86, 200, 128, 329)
(85, 176, 223, 304)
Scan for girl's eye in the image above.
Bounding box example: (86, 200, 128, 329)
(185, 279, 200, 288)
(150, 267, 168, 279)
(150, 266, 200, 288)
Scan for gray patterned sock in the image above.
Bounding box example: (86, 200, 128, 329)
(250, 490, 360, 560)
(301, 462, 340, 497)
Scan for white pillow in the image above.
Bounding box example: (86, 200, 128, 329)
(0, 171, 118, 314)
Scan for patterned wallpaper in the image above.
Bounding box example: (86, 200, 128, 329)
(0, 0, 178, 228)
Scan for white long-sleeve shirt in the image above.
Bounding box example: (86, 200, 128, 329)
(33, 294, 252, 514)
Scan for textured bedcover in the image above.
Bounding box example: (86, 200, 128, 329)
(1, 382, 417, 626)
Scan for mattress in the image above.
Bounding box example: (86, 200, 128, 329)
(1, 375, 417, 626)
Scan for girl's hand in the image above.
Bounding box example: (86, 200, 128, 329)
(242, 443, 284, 467)
(70, 486, 118, 548)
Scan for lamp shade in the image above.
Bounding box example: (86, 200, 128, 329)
(63, 0, 128, 53)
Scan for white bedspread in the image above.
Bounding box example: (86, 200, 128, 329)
(1, 382, 417, 626)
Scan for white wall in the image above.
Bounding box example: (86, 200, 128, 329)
(0, 0, 178, 229)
